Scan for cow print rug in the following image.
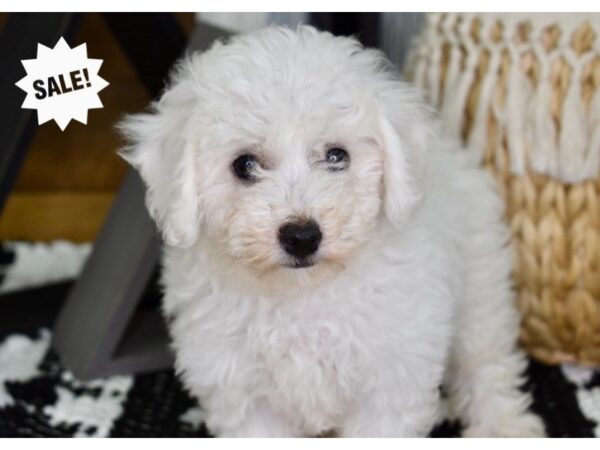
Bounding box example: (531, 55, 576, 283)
(0, 241, 599, 437)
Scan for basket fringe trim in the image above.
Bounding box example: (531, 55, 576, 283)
(409, 12, 600, 183)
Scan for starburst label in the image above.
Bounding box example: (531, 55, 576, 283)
(15, 37, 109, 131)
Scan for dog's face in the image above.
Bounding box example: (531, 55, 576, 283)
(196, 78, 386, 276)
(120, 26, 434, 284)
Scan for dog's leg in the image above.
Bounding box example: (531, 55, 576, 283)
(218, 414, 293, 438)
(340, 365, 442, 437)
(445, 225, 545, 437)
(207, 396, 295, 437)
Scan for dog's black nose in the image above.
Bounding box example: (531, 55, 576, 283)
(278, 219, 322, 259)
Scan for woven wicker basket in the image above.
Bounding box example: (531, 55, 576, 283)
(407, 13, 600, 366)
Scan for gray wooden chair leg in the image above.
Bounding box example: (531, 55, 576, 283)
(52, 170, 168, 380)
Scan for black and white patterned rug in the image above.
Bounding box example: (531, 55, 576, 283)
(0, 241, 599, 437)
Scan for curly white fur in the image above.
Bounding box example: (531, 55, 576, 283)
(119, 25, 545, 437)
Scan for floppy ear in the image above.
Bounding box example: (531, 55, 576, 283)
(377, 84, 436, 226)
(118, 77, 200, 248)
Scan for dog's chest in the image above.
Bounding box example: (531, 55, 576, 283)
(248, 301, 367, 431)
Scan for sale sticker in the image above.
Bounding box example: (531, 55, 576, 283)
(15, 37, 109, 131)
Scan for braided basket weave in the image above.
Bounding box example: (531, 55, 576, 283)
(407, 13, 600, 366)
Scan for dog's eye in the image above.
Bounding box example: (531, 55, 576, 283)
(232, 154, 259, 181)
(325, 147, 350, 171)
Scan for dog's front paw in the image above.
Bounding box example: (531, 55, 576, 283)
(463, 412, 546, 438)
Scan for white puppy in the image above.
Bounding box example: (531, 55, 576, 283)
(119, 25, 545, 437)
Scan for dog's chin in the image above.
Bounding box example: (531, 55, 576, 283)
(234, 253, 347, 295)
(283, 258, 315, 269)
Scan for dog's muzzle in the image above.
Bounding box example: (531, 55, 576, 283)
(278, 219, 322, 266)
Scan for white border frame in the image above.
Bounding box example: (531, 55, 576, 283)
(3, 0, 600, 13)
